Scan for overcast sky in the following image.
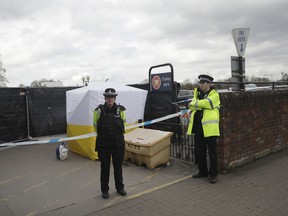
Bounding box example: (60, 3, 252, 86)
(0, 0, 287, 87)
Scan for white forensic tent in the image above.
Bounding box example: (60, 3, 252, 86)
(66, 82, 148, 160)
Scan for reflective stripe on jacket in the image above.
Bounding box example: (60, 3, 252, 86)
(187, 88, 220, 137)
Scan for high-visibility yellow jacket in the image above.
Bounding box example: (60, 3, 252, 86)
(187, 88, 220, 137)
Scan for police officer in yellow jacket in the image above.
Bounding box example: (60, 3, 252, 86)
(187, 75, 220, 184)
(93, 88, 127, 199)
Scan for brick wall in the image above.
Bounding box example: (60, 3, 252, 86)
(218, 89, 288, 172)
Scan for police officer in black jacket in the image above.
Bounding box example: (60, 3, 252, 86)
(93, 88, 127, 199)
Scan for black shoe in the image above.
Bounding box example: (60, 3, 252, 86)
(209, 176, 217, 184)
(192, 173, 208, 178)
(102, 192, 109, 199)
(117, 189, 127, 196)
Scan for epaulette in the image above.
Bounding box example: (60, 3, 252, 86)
(117, 104, 126, 111)
(95, 104, 104, 111)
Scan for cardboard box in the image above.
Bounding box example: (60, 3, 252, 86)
(124, 128, 173, 169)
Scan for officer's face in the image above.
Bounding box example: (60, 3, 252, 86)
(198, 81, 211, 92)
(105, 96, 116, 107)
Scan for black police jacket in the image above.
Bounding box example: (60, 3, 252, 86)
(95, 103, 125, 150)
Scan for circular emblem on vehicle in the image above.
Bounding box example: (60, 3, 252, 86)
(152, 75, 161, 90)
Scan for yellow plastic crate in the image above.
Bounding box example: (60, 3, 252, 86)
(124, 128, 173, 169)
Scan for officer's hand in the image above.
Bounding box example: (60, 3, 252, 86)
(189, 100, 196, 111)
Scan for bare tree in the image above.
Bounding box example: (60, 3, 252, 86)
(139, 78, 148, 84)
(0, 60, 9, 87)
(18, 83, 26, 87)
(30, 78, 55, 87)
(180, 79, 198, 90)
(81, 76, 85, 85)
(281, 72, 288, 81)
(247, 75, 270, 82)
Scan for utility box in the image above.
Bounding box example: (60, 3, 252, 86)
(124, 128, 173, 169)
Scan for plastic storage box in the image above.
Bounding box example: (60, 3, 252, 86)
(124, 128, 173, 169)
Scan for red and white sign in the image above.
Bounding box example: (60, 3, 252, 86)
(152, 75, 161, 90)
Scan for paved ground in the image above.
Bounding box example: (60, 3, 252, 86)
(87, 148, 288, 216)
(0, 138, 287, 216)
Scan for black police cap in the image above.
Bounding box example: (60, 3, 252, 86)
(198, 74, 214, 83)
(103, 88, 118, 97)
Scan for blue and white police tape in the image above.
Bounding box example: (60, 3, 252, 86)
(0, 109, 190, 147)
(171, 98, 192, 105)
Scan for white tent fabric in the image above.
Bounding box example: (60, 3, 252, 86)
(67, 82, 147, 125)
(66, 82, 148, 160)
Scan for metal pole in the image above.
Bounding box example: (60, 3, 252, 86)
(239, 56, 244, 90)
(24, 88, 37, 141)
(13, 88, 38, 143)
(25, 88, 31, 139)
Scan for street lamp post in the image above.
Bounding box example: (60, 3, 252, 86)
(81, 75, 90, 86)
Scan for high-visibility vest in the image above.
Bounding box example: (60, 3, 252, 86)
(187, 88, 220, 137)
(93, 104, 126, 132)
(93, 104, 126, 149)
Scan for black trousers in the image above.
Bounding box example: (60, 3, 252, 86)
(97, 146, 125, 193)
(194, 132, 218, 177)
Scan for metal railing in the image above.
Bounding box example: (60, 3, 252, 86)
(168, 113, 195, 163)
